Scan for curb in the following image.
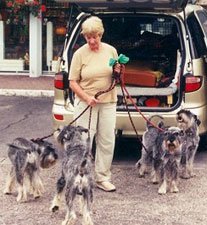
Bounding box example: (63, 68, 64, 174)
(0, 89, 54, 97)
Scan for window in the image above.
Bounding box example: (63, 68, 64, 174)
(187, 13, 207, 59)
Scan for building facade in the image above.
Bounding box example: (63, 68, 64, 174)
(0, 0, 74, 77)
(0, 0, 206, 77)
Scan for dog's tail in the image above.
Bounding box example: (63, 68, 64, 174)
(147, 115, 164, 130)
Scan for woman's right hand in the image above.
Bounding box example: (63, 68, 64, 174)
(87, 96, 99, 107)
(70, 80, 99, 107)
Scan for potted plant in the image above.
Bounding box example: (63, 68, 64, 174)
(6, 0, 46, 25)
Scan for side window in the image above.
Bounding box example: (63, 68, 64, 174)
(187, 13, 207, 58)
(196, 10, 207, 37)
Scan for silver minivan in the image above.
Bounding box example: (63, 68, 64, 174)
(52, 0, 207, 140)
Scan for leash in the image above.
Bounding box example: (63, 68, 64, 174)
(33, 69, 119, 142)
(34, 53, 165, 155)
(118, 63, 165, 153)
(119, 64, 165, 133)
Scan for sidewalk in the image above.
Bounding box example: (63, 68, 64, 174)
(0, 75, 54, 97)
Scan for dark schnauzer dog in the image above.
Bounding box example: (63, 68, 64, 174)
(176, 109, 201, 179)
(50, 125, 94, 225)
(3, 138, 58, 202)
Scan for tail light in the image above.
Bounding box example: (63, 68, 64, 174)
(54, 71, 69, 90)
(185, 76, 202, 92)
(54, 73, 64, 89)
(54, 114, 64, 120)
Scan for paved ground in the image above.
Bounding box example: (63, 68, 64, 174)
(1, 151, 207, 225)
(1, 75, 207, 224)
(0, 75, 54, 97)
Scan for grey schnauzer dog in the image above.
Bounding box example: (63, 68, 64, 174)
(135, 115, 165, 178)
(3, 138, 58, 202)
(176, 109, 201, 179)
(135, 116, 184, 194)
(153, 126, 183, 194)
(50, 125, 94, 225)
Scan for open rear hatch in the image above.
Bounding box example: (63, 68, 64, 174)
(55, 0, 188, 13)
(55, 0, 188, 111)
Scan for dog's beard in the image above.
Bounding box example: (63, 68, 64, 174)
(40, 155, 56, 169)
(166, 141, 178, 154)
(168, 144, 176, 153)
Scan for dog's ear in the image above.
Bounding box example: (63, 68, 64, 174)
(77, 126, 88, 133)
(180, 130, 185, 136)
(193, 115, 201, 126)
(8, 143, 33, 153)
(7, 143, 20, 149)
(158, 121, 164, 129)
(196, 118, 201, 126)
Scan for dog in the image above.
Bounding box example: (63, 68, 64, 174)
(153, 126, 183, 194)
(135, 115, 165, 178)
(136, 116, 183, 194)
(50, 125, 94, 225)
(3, 138, 58, 202)
(176, 109, 201, 179)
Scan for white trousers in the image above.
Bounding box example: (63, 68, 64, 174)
(74, 98, 116, 182)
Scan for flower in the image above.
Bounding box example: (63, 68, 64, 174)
(41, 4, 46, 12)
(6, 0, 46, 25)
(7, 2, 13, 7)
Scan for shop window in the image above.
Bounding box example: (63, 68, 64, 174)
(0, 2, 29, 71)
(42, 1, 78, 71)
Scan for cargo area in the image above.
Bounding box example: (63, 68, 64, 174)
(71, 14, 183, 109)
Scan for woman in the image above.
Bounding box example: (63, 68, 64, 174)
(69, 16, 120, 192)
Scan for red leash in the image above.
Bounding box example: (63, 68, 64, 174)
(119, 64, 165, 133)
(34, 63, 164, 144)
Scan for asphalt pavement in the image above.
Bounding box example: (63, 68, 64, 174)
(1, 76, 207, 225)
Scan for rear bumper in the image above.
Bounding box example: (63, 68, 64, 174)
(52, 103, 207, 136)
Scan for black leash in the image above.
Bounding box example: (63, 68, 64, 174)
(34, 59, 164, 157)
(33, 74, 119, 142)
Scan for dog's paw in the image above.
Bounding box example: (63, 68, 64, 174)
(33, 189, 42, 199)
(62, 213, 76, 225)
(83, 215, 94, 225)
(16, 195, 27, 203)
(135, 161, 141, 169)
(188, 171, 196, 178)
(34, 195, 41, 199)
(3, 188, 12, 195)
(138, 173, 145, 178)
(152, 171, 159, 184)
(158, 187, 167, 195)
(180, 174, 191, 179)
(158, 182, 167, 195)
(170, 186, 179, 193)
(152, 176, 159, 184)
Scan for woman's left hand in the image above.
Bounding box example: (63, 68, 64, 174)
(113, 63, 121, 74)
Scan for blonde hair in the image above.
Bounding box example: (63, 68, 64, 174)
(81, 16, 104, 37)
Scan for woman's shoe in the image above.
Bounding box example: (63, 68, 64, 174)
(96, 181, 116, 192)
